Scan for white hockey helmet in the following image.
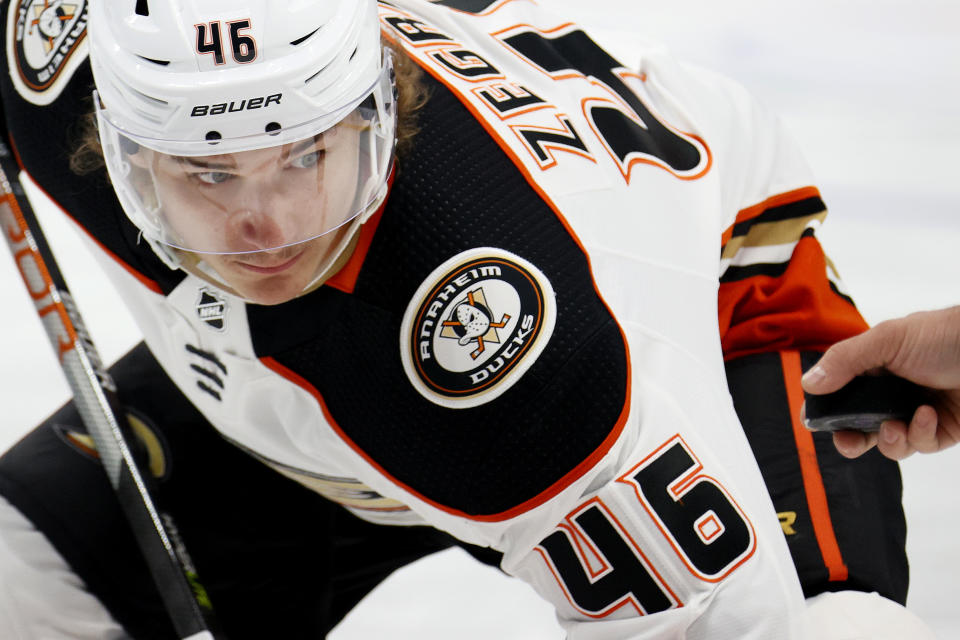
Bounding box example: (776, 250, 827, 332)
(88, 0, 396, 292)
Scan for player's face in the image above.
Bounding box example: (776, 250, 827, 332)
(186, 224, 352, 306)
(142, 124, 362, 304)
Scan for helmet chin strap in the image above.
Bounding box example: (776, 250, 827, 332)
(145, 231, 184, 272)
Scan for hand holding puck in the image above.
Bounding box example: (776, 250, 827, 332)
(804, 375, 932, 432)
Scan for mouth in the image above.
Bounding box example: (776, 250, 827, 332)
(233, 250, 304, 275)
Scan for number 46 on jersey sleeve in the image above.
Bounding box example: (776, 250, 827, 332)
(532, 435, 756, 619)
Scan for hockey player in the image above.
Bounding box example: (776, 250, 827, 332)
(0, 0, 934, 637)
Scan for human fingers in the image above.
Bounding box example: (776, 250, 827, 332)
(934, 390, 960, 447)
(902, 405, 941, 455)
(832, 429, 878, 459)
(802, 324, 901, 395)
(874, 420, 915, 461)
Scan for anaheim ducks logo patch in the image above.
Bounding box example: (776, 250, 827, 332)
(400, 248, 555, 408)
(6, 0, 88, 106)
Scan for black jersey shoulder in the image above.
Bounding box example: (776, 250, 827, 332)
(0, 6, 184, 294)
(248, 66, 629, 519)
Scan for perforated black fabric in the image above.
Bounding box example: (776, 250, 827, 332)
(250, 69, 629, 516)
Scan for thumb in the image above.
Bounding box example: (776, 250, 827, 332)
(802, 324, 899, 395)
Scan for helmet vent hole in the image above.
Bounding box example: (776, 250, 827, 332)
(205, 131, 222, 144)
(290, 29, 319, 47)
(119, 135, 141, 156)
(265, 122, 282, 135)
(137, 56, 169, 67)
(135, 0, 149, 17)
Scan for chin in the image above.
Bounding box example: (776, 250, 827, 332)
(236, 280, 307, 305)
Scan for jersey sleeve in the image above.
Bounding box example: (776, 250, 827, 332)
(717, 196, 908, 603)
(706, 76, 908, 605)
(718, 187, 867, 360)
(685, 56, 870, 359)
(633, 53, 868, 355)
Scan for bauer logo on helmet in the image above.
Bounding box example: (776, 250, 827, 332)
(190, 93, 282, 118)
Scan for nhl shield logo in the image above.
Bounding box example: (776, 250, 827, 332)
(400, 248, 556, 408)
(196, 288, 227, 331)
(6, 0, 88, 106)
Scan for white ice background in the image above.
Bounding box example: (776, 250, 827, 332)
(1, 1, 958, 637)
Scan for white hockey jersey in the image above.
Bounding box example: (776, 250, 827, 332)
(3, 0, 864, 637)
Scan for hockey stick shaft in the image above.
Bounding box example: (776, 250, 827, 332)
(0, 142, 216, 640)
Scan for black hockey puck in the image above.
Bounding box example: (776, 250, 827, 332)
(804, 374, 932, 432)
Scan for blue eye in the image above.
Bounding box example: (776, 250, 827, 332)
(196, 171, 234, 185)
(290, 150, 324, 169)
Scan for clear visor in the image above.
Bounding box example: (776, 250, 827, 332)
(95, 60, 396, 256)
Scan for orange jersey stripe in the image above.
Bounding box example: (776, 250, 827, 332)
(781, 350, 849, 582)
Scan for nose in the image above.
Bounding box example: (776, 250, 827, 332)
(223, 186, 298, 252)
(226, 208, 287, 251)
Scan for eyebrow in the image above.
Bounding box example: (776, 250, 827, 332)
(174, 156, 234, 170)
(283, 137, 324, 159)
(172, 137, 322, 169)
